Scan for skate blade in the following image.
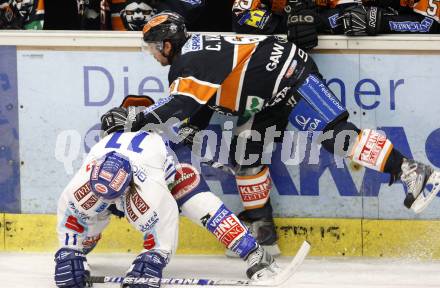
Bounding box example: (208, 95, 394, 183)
(410, 171, 440, 213)
(225, 244, 281, 258)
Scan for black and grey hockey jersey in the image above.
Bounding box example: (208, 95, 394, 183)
(143, 34, 308, 126)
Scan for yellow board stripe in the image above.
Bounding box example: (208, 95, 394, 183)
(0, 213, 4, 250)
(2, 213, 440, 259)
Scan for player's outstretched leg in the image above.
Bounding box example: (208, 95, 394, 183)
(322, 126, 440, 213)
(179, 190, 281, 280)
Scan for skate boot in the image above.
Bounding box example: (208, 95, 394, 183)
(245, 245, 281, 280)
(226, 215, 281, 257)
(400, 159, 440, 213)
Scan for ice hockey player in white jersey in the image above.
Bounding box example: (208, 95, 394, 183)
(54, 99, 281, 288)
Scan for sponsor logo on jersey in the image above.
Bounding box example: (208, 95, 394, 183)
(171, 164, 200, 199)
(358, 131, 387, 167)
(143, 234, 156, 250)
(91, 164, 100, 180)
(389, 18, 434, 33)
(266, 86, 292, 107)
(238, 177, 271, 202)
(284, 60, 297, 78)
(74, 182, 92, 202)
(109, 169, 128, 191)
(81, 194, 99, 210)
(266, 43, 284, 71)
(131, 190, 149, 214)
(64, 215, 85, 233)
(139, 211, 159, 232)
(241, 9, 270, 29)
(295, 115, 322, 133)
(181, 34, 203, 55)
(99, 170, 114, 182)
(68, 201, 90, 221)
(94, 183, 108, 194)
(95, 202, 109, 213)
(143, 96, 173, 115)
(243, 96, 264, 119)
(126, 200, 139, 222)
(328, 13, 340, 29)
(212, 214, 246, 248)
(132, 164, 147, 182)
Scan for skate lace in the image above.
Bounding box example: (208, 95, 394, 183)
(247, 247, 264, 268)
(401, 163, 418, 193)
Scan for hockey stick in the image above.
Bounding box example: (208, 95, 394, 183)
(88, 241, 310, 287)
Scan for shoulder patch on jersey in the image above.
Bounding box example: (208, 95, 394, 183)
(181, 34, 203, 55)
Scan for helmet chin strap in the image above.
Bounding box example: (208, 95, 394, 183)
(160, 42, 177, 65)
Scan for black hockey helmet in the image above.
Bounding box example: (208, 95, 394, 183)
(142, 11, 188, 50)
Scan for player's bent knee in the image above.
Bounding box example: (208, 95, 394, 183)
(170, 163, 211, 208)
(180, 192, 224, 226)
(235, 165, 272, 210)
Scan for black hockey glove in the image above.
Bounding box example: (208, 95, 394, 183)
(285, 0, 319, 51)
(341, 5, 384, 36)
(100, 107, 128, 135)
(177, 122, 201, 147)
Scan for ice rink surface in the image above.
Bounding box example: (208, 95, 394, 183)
(0, 253, 439, 288)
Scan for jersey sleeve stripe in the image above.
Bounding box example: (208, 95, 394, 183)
(272, 45, 296, 97)
(170, 77, 219, 104)
(217, 43, 258, 111)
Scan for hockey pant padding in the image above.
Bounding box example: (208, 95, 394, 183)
(180, 192, 257, 258)
(289, 74, 349, 135)
(236, 165, 272, 210)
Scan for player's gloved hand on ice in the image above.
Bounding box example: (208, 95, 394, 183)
(54, 247, 90, 288)
(341, 5, 384, 35)
(285, 0, 319, 51)
(122, 251, 168, 288)
(101, 107, 129, 135)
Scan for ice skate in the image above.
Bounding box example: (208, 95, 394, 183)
(245, 245, 281, 280)
(400, 159, 440, 213)
(226, 216, 281, 257)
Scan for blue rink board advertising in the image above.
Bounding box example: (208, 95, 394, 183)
(0, 46, 20, 213)
(12, 50, 440, 219)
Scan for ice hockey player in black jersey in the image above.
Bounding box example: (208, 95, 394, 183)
(0, 0, 44, 29)
(101, 11, 440, 256)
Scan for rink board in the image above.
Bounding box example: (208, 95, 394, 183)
(1, 45, 440, 220)
(2, 213, 440, 259)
